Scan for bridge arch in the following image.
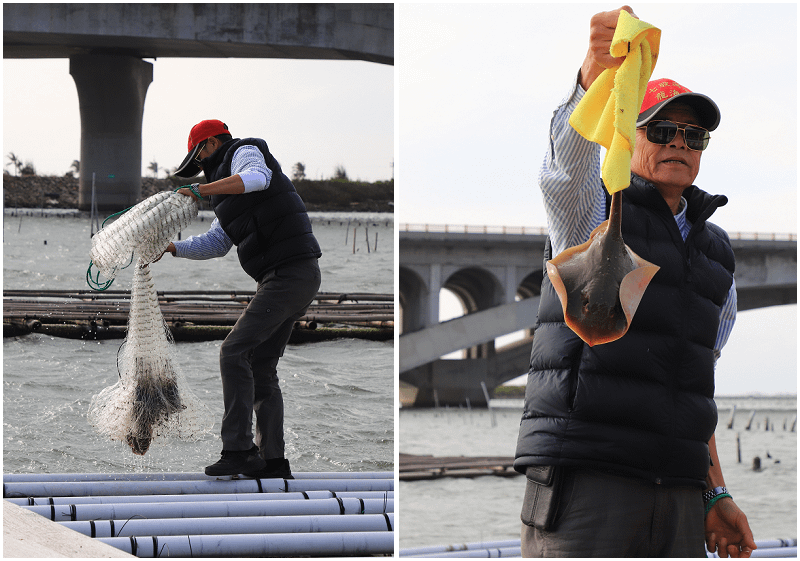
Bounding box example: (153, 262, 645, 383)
(443, 266, 504, 315)
(441, 266, 505, 359)
(518, 269, 544, 300)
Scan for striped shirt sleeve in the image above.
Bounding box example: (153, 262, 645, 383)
(714, 281, 738, 361)
(231, 145, 272, 193)
(173, 218, 233, 259)
(539, 76, 607, 257)
(541, 74, 736, 357)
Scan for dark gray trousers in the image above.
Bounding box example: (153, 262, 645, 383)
(521, 467, 706, 557)
(218, 258, 321, 458)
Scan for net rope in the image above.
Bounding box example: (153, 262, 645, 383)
(87, 192, 211, 454)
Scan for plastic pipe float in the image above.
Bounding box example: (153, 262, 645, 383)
(7, 490, 393, 507)
(3, 471, 392, 483)
(61, 512, 394, 537)
(98, 531, 395, 557)
(399, 539, 797, 558)
(400, 539, 520, 556)
(23, 497, 394, 522)
(4, 476, 393, 498)
(4, 471, 394, 558)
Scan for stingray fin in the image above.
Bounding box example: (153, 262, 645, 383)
(619, 250, 660, 326)
(546, 260, 570, 320)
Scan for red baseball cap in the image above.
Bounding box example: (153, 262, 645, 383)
(174, 119, 231, 177)
(637, 79, 720, 131)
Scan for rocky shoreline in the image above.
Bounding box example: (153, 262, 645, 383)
(3, 174, 394, 213)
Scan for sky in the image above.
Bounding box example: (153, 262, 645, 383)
(397, 3, 797, 396)
(397, 2, 797, 235)
(3, 57, 393, 182)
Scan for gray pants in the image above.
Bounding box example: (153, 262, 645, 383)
(521, 467, 706, 557)
(218, 258, 321, 458)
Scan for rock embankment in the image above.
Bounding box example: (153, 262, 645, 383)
(3, 174, 393, 213)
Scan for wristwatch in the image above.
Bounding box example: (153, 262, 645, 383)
(703, 486, 729, 504)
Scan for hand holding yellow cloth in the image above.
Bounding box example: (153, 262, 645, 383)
(569, 10, 661, 194)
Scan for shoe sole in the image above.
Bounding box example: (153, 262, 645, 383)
(205, 460, 266, 478)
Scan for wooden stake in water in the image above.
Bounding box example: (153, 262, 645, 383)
(90, 172, 101, 237)
(736, 432, 742, 463)
(480, 381, 496, 427)
(726, 404, 736, 429)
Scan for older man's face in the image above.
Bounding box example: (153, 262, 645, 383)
(631, 104, 703, 195)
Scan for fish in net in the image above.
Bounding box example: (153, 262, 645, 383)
(87, 192, 211, 455)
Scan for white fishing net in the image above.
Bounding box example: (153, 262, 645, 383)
(90, 191, 198, 281)
(87, 192, 211, 455)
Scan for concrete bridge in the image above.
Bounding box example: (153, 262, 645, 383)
(3, 3, 393, 210)
(399, 225, 797, 407)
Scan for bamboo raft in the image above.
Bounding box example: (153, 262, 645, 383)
(3, 290, 393, 342)
(399, 454, 520, 481)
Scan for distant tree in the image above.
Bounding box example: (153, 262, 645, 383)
(6, 152, 21, 176)
(148, 160, 159, 178)
(20, 160, 36, 176)
(292, 162, 306, 182)
(70, 160, 80, 177)
(333, 165, 348, 181)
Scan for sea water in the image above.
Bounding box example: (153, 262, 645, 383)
(3, 209, 394, 475)
(399, 396, 797, 549)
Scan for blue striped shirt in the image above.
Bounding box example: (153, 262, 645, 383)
(174, 145, 272, 260)
(540, 76, 737, 360)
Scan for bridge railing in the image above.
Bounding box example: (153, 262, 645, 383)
(401, 224, 797, 241)
(400, 224, 549, 235)
(728, 231, 797, 241)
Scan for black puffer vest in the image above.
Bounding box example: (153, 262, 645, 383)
(514, 175, 735, 487)
(201, 138, 321, 282)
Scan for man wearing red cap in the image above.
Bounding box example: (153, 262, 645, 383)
(162, 120, 321, 480)
(514, 6, 755, 558)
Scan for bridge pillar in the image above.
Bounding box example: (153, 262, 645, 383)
(428, 263, 441, 326)
(70, 54, 153, 211)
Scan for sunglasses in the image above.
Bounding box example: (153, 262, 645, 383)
(639, 120, 710, 152)
(193, 140, 208, 165)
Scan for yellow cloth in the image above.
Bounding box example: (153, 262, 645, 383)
(569, 10, 661, 194)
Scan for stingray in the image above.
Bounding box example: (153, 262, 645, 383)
(546, 191, 660, 346)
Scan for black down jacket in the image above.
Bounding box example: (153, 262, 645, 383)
(514, 174, 735, 487)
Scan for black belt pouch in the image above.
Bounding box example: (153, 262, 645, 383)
(520, 465, 564, 531)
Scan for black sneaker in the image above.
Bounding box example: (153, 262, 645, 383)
(205, 446, 266, 476)
(244, 457, 294, 479)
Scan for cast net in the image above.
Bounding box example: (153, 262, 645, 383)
(87, 192, 211, 455)
(90, 191, 199, 281)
